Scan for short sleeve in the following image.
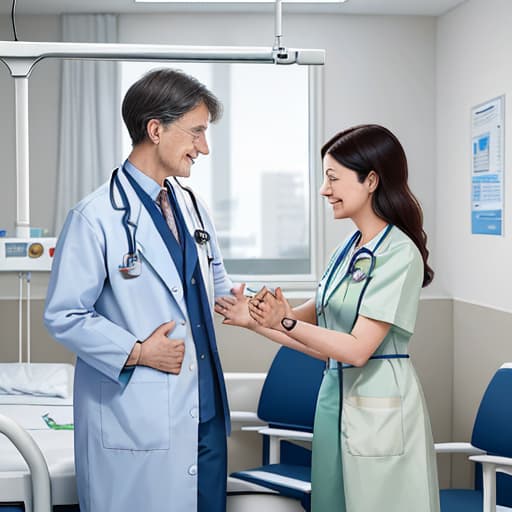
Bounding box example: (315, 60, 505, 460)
(358, 239, 423, 335)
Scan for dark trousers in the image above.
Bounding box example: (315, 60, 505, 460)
(197, 391, 227, 512)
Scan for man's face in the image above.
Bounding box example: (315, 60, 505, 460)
(155, 101, 210, 178)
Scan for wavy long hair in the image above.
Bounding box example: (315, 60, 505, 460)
(321, 124, 434, 287)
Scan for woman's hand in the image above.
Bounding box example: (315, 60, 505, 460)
(215, 283, 257, 329)
(248, 287, 294, 331)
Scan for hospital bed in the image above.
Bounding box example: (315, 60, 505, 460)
(0, 363, 76, 512)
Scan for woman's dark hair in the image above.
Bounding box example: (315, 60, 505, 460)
(321, 124, 434, 287)
(122, 68, 222, 146)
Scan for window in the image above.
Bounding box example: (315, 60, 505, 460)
(121, 62, 323, 287)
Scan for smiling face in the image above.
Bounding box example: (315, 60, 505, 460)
(153, 101, 210, 180)
(320, 153, 377, 222)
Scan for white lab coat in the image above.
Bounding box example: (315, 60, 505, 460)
(44, 168, 232, 512)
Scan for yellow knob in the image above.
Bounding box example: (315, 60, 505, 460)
(28, 243, 44, 258)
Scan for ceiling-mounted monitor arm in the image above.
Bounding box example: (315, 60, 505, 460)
(274, 0, 283, 51)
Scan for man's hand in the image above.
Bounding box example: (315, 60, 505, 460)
(140, 321, 185, 374)
(215, 283, 257, 329)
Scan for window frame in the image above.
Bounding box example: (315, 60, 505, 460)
(227, 66, 324, 291)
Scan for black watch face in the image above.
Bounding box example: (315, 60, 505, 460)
(282, 317, 296, 331)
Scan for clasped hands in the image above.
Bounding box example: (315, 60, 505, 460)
(215, 284, 295, 332)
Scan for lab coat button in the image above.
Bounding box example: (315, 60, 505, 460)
(171, 286, 179, 293)
(190, 407, 198, 418)
(189, 363, 196, 371)
(180, 320, 186, 326)
(188, 465, 197, 476)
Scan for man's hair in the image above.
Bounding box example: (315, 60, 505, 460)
(122, 68, 222, 146)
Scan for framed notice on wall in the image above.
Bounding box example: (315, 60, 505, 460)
(471, 95, 505, 236)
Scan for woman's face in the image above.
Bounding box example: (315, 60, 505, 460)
(320, 153, 375, 221)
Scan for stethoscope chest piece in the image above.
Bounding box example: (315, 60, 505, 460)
(194, 229, 210, 245)
(349, 248, 375, 283)
(119, 252, 141, 278)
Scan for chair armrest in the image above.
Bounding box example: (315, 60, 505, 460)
(230, 411, 267, 431)
(258, 427, 313, 442)
(435, 442, 486, 455)
(469, 455, 512, 477)
(0, 414, 51, 512)
(230, 411, 262, 422)
(468, 454, 512, 512)
(255, 427, 313, 465)
(241, 425, 268, 432)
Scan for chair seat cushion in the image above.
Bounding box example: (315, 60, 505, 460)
(232, 463, 311, 500)
(440, 489, 482, 512)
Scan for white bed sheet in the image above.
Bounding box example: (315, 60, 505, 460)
(0, 400, 77, 506)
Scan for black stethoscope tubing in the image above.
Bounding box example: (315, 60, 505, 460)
(109, 166, 212, 270)
(169, 177, 212, 248)
(109, 168, 138, 257)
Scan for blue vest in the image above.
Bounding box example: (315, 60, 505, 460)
(123, 170, 230, 429)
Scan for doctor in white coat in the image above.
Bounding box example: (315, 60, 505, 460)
(44, 68, 234, 512)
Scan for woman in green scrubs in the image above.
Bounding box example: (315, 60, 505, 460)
(215, 124, 440, 512)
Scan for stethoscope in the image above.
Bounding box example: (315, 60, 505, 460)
(318, 224, 393, 315)
(109, 166, 212, 278)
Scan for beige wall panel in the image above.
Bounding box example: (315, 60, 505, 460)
(411, 298, 453, 488)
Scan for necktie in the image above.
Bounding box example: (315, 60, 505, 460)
(158, 188, 180, 244)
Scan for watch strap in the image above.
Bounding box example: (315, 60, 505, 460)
(281, 317, 297, 331)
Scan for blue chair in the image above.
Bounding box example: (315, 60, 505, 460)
(229, 346, 325, 512)
(437, 363, 512, 512)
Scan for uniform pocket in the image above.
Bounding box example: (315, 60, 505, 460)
(342, 395, 404, 457)
(100, 381, 169, 451)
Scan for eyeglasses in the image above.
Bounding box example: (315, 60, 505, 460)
(173, 123, 205, 142)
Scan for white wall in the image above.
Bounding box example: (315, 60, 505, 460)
(437, 0, 512, 311)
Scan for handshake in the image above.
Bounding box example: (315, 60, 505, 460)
(214, 283, 294, 331)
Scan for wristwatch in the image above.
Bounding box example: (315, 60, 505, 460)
(281, 317, 297, 331)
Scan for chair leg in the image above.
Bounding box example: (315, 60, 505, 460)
(269, 436, 281, 464)
(482, 463, 496, 512)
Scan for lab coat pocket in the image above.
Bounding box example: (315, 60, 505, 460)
(100, 381, 170, 451)
(342, 395, 404, 457)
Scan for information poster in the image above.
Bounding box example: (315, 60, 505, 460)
(471, 96, 505, 235)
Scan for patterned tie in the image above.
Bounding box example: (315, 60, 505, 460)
(157, 188, 180, 244)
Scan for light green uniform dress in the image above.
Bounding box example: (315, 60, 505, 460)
(311, 225, 440, 512)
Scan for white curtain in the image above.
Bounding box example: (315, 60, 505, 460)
(54, 14, 120, 234)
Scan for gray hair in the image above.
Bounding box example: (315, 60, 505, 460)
(122, 68, 222, 146)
